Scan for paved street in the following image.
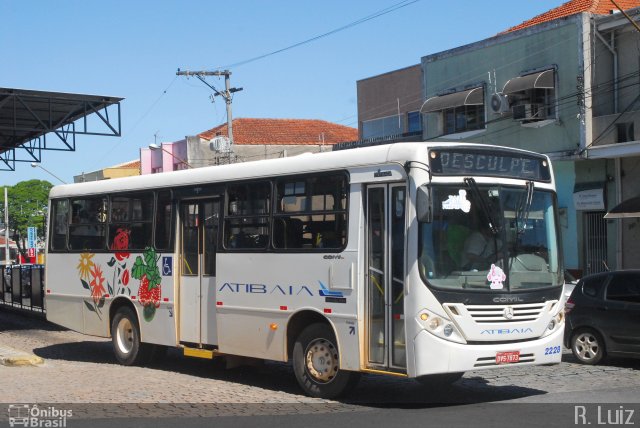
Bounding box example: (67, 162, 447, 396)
(0, 306, 639, 425)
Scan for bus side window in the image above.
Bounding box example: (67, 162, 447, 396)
(224, 182, 271, 250)
(50, 199, 69, 251)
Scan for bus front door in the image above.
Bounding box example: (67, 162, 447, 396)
(366, 184, 406, 370)
(178, 198, 220, 346)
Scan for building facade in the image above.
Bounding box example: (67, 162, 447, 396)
(357, 0, 640, 276)
(139, 118, 358, 173)
(74, 160, 140, 183)
(356, 64, 424, 141)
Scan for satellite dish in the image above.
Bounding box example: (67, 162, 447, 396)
(490, 93, 510, 114)
(209, 136, 232, 152)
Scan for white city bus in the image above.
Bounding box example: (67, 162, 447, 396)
(45, 142, 565, 398)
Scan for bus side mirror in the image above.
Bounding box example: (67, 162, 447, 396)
(416, 186, 433, 223)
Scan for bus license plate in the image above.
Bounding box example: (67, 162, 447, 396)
(496, 351, 520, 364)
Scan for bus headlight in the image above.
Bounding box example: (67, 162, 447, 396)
(443, 324, 454, 337)
(428, 318, 441, 330)
(417, 309, 466, 344)
(542, 308, 565, 338)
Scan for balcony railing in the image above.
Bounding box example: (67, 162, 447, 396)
(333, 131, 423, 151)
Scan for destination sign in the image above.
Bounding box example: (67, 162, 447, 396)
(429, 149, 551, 182)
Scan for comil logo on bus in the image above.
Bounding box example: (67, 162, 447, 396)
(8, 404, 72, 427)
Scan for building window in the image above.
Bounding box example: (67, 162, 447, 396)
(422, 87, 485, 136)
(151, 167, 163, 174)
(443, 104, 485, 134)
(407, 111, 422, 133)
(503, 69, 556, 122)
(362, 115, 402, 139)
(617, 122, 635, 143)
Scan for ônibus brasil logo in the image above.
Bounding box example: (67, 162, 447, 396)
(8, 404, 72, 427)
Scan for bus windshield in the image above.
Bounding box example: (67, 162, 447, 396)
(418, 184, 562, 291)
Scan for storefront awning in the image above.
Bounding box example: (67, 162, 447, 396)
(502, 69, 555, 94)
(604, 196, 640, 219)
(420, 87, 484, 113)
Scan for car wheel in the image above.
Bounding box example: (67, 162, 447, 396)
(571, 328, 605, 365)
(292, 323, 360, 399)
(111, 306, 151, 366)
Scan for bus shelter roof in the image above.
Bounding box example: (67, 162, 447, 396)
(0, 87, 123, 171)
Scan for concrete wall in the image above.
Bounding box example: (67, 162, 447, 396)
(186, 136, 333, 167)
(553, 161, 578, 269)
(621, 156, 640, 268)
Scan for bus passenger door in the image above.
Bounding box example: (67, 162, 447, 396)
(178, 198, 220, 345)
(366, 184, 406, 370)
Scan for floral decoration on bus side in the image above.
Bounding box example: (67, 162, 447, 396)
(131, 247, 162, 322)
(77, 252, 106, 318)
(111, 227, 131, 261)
(76, 228, 163, 322)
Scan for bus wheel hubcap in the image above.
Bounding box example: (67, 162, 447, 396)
(305, 338, 338, 383)
(116, 318, 134, 354)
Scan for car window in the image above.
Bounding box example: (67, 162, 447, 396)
(606, 273, 640, 304)
(582, 276, 604, 298)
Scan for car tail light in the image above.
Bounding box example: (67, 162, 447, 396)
(565, 296, 575, 314)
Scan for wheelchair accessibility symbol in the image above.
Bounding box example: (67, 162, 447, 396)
(162, 257, 173, 276)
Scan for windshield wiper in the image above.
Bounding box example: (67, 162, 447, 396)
(515, 181, 534, 234)
(464, 177, 501, 235)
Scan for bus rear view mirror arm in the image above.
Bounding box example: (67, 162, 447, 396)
(417, 185, 433, 223)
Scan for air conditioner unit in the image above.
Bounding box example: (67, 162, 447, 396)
(209, 136, 232, 152)
(490, 93, 510, 114)
(512, 103, 547, 121)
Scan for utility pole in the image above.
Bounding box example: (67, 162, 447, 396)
(176, 69, 243, 145)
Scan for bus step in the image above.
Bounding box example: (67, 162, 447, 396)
(183, 347, 214, 359)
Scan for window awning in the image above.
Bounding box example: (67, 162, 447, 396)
(502, 69, 555, 94)
(420, 87, 484, 113)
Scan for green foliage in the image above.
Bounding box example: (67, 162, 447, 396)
(0, 179, 53, 244)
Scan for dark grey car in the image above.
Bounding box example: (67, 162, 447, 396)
(565, 270, 640, 364)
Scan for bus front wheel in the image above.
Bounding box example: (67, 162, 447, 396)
(292, 323, 359, 399)
(111, 306, 150, 366)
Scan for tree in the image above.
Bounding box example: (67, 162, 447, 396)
(0, 179, 53, 259)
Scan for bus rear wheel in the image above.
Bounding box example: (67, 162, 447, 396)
(111, 306, 151, 366)
(292, 323, 359, 399)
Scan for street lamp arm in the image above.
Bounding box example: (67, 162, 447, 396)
(30, 163, 67, 184)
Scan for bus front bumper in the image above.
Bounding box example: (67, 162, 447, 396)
(411, 326, 564, 377)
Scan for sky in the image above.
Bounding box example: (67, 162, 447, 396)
(0, 0, 565, 186)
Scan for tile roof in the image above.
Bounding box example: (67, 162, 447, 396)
(110, 160, 141, 169)
(502, 0, 640, 33)
(198, 118, 358, 146)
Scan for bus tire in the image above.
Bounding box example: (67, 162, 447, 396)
(292, 323, 360, 399)
(111, 306, 151, 366)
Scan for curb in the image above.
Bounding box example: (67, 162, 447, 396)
(0, 345, 44, 366)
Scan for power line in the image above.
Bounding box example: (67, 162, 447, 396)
(217, 0, 419, 70)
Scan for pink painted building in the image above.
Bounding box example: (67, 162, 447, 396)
(139, 139, 189, 174)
